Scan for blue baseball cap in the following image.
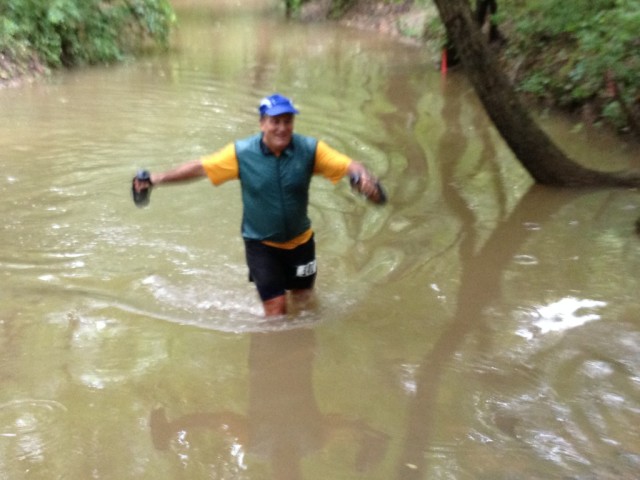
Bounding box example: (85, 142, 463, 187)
(258, 93, 299, 117)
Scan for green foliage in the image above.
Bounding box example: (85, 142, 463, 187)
(284, 0, 307, 15)
(327, 0, 357, 19)
(505, 0, 640, 130)
(602, 100, 626, 129)
(0, 0, 175, 68)
(282, 0, 356, 19)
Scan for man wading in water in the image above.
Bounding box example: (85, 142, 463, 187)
(132, 93, 386, 317)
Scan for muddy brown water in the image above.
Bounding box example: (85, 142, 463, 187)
(1, 2, 639, 479)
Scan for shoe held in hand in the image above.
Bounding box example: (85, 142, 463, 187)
(132, 169, 152, 208)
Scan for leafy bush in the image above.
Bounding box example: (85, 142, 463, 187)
(0, 0, 175, 68)
(328, 0, 358, 19)
(504, 0, 640, 131)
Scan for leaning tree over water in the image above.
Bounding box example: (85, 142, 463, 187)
(431, 0, 640, 188)
(289, 0, 640, 187)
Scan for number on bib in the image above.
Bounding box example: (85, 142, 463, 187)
(296, 260, 317, 278)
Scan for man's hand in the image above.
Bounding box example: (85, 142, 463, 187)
(347, 160, 387, 205)
(349, 170, 387, 205)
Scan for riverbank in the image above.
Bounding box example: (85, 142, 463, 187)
(0, 49, 48, 89)
(297, 0, 434, 47)
(3, 0, 419, 89)
(0, 0, 174, 89)
(2, 0, 638, 139)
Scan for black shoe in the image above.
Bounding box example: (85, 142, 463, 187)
(132, 170, 152, 207)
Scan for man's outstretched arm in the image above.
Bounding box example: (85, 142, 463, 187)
(148, 159, 206, 186)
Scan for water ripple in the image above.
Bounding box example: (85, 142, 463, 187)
(0, 399, 67, 466)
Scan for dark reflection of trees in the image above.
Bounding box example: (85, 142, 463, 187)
(437, 74, 509, 226)
(250, 20, 273, 88)
(377, 68, 429, 181)
(395, 75, 576, 479)
(150, 327, 388, 479)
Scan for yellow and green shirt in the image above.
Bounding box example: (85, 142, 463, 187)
(201, 133, 351, 249)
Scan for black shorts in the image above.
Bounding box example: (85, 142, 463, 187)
(244, 235, 317, 302)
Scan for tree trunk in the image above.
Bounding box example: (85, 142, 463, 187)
(432, 0, 640, 188)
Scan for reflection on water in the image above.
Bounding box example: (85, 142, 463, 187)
(150, 328, 389, 478)
(528, 297, 607, 335)
(1, 1, 640, 479)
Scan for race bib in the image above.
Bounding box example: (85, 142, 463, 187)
(296, 260, 317, 278)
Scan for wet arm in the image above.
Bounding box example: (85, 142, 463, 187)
(314, 141, 386, 204)
(150, 159, 206, 186)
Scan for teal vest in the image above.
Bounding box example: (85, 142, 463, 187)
(236, 133, 318, 242)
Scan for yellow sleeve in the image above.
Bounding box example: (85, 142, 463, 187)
(201, 143, 239, 185)
(314, 140, 352, 184)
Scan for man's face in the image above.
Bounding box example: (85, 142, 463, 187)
(260, 113, 294, 156)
